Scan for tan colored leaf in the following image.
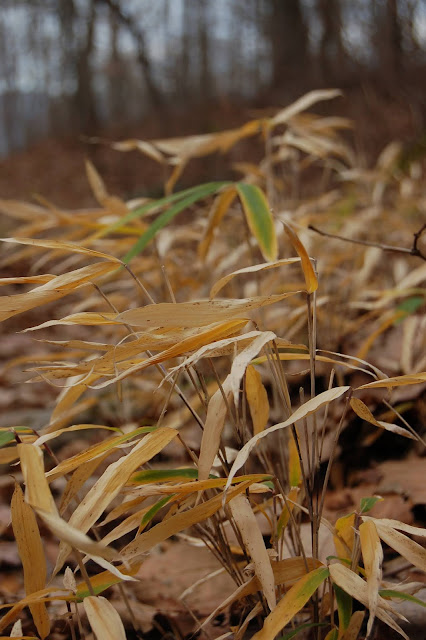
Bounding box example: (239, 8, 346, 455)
(357, 372, 426, 389)
(225, 387, 350, 493)
(271, 89, 342, 127)
(122, 481, 253, 564)
(282, 221, 318, 293)
(118, 293, 297, 328)
(374, 522, 426, 573)
(0, 262, 118, 322)
(11, 484, 50, 639)
(360, 520, 383, 637)
(18, 444, 56, 514)
(83, 596, 126, 640)
(342, 611, 365, 640)
(112, 138, 165, 163)
(251, 567, 330, 640)
(229, 494, 276, 610)
(246, 365, 269, 435)
(350, 397, 415, 439)
(54, 427, 178, 573)
(85, 160, 108, 205)
(329, 563, 408, 639)
(0, 236, 121, 263)
(198, 187, 237, 259)
(23, 311, 118, 331)
(198, 375, 232, 481)
(209, 257, 301, 299)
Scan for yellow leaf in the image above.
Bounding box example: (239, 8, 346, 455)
(225, 387, 350, 493)
(374, 521, 426, 573)
(0, 236, 121, 263)
(236, 183, 278, 261)
(289, 432, 302, 487)
(198, 187, 237, 259)
(251, 567, 329, 640)
(360, 520, 383, 637)
(357, 372, 426, 389)
(54, 427, 178, 573)
(11, 484, 50, 639)
(83, 596, 126, 640)
(282, 221, 318, 293)
(350, 397, 415, 439)
(18, 444, 56, 514)
(334, 514, 355, 560)
(209, 257, 301, 299)
(229, 494, 276, 610)
(342, 611, 365, 640)
(246, 365, 269, 435)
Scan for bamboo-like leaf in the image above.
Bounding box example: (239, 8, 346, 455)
(374, 522, 426, 573)
(229, 493, 276, 610)
(11, 484, 50, 639)
(0, 262, 118, 323)
(277, 487, 299, 538)
(236, 183, 278, 261)
(225, 387, 350, 493)
(250, 567, 329, 640)
(246, 365, 269, 435)
(209, 257, 301, 299)
(357, 372, 426, 389)
(198, 187, 237, 259)
(53, 427, 178, 573)
(122, 182, 227, 262)
(76, 565, 141, 601)
(118, 293, 295, 328)
(0, 236, 121, 263)
(341, 611, 365, 640)
(334, 584, 352, 639)
(271, 89, 342, 127)
(18, 444, 56, 514)
(198, 375, 232, 481)
(360, 520, 383, 637)
(288, 432, 302, 487)
(282, 221, 318, 293)
(83, 596, 126, 640)
(329, 563, 408, 639)
(334, 514, 355, 560)
(350, 398, 415, 439)
(121, 481, 253, 564)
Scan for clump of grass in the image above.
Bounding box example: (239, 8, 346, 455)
(0, 89, 425, 640)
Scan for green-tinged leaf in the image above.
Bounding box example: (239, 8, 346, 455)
(0, 427, 33, 448)
(236, 183, 277, 261)
(360, 496, 383, 514)
(130, 468, 217, 483)
(251, 567, 330, 640)
(324, 630, 338, 640)
(379, 590, 426, 608)
(122, 182, 227, 262)
(141, 495, 174, 528)
(76, 565, 140, 601)
(334, 584, 352, 636)
(278, 622, 327, 640)
(395, 296, 424, 322)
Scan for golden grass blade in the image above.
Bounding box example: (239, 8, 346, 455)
(23, 311, 119, 331)
(198, 375, 232, 481)
(225, 386, 350, 493)
(288, 432, 302, 487)
(362, 518, 426, 538)
(229, 331, 276, 407)
(11, 484, 50, 639)
(198, 187, 237, 259)
(236, 183, 278, 261)
(282, 221, 318, 293)
(0, 262, 118, 322)
(374, 522, 426, 573)
(18, 444, 56, 514)
(59, 453, 112, 515)
(250, 567, 330, 640)
(359, 520, 383, 637)
(85, 160, 108, 204)
(0, 237, 121, 263)
(54, 427, 178, 573)
(271, 89, 342, 127)
(0, 274, 54, 286)
(0, 587, 72, 634)
(209, 257, 301, 299)
(342, 611, 365, 640)
(277, 487, 300, 537)
(83, 596, 126, 640)
(75, 564, 141, 601)
(350, 397, 415, 439)
(229, 494, 277, 610)
(112, 138, 165, 163)
(121, 480, 253, 564)
(329, 564, 408, 639)
(246, 365, 269, 435)
(118, 293, 297, 328)
(333, 514, 355, 560)
(357, 372, 426, 389)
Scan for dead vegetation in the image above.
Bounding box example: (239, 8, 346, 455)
(0, 90, 425, 640)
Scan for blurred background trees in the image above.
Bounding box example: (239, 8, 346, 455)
(0, 0, 425, 156)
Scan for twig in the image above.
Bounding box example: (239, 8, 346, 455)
(308, 223, 426, 260)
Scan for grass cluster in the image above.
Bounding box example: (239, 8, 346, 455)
(0, 89, 425, 640)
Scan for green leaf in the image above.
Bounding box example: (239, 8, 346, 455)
(236, 183, 278, 261)
(0, 427, 33, 448)
(394, 296, 424, 324)
(122, 182, 229, 263)
(379, 590, 426, 608)
(141, 495, 175, 527)
(334, 584, 352, 633)
(360, 496, 383, 514)
(131, 468, 218, 484)
(278, 622, 327, 640)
